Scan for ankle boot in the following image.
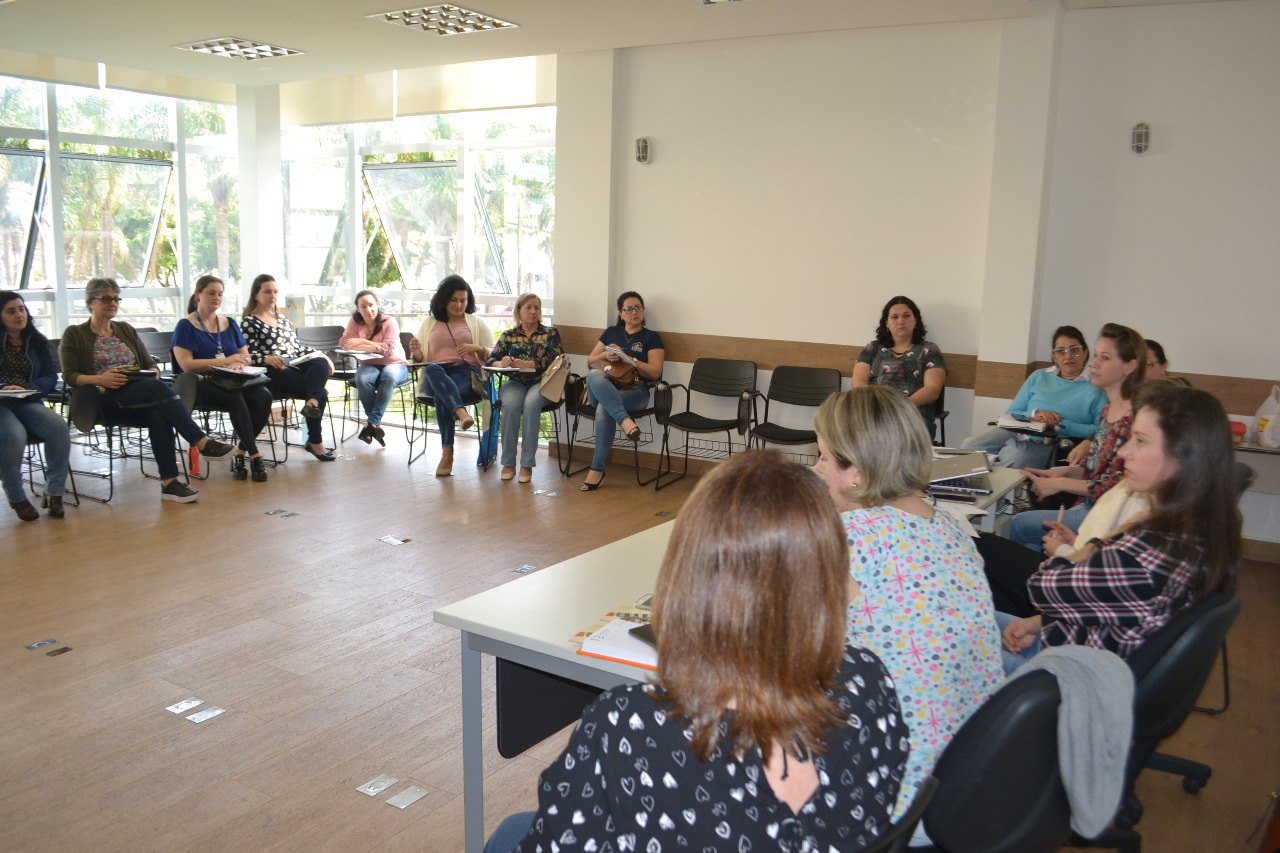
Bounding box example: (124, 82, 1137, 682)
(436, 446, 454, 477)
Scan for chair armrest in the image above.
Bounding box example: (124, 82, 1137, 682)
(653, 381, 679, 425)
(737, 390, 758, 436)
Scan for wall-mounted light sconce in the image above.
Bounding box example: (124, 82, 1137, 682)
(1131, 122, 1150, 156)
(635, 137, 651, 164)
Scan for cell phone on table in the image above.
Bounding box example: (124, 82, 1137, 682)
(629, 622, 658, 649)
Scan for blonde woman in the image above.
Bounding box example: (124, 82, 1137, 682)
(814, 386, 1003, 846)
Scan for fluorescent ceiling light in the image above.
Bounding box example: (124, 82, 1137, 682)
(369, 4, 517, 36)
(175, 37, 304, 61)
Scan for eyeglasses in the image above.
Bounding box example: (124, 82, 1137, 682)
(619, 305, 644, 314)
(1052, 345, 1085, 357)
(95, 296, 123, 304)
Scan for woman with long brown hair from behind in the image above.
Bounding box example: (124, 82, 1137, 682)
(484, 451, 909, 852)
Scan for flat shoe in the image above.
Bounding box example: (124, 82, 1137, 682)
(306, 445, 336, 461)
(518, 468, 532, 484)
(580, 471, 607, 492)
(458, 414, 475, 431)
(501, 467, 516, 481)
(301, 402, 322, 419)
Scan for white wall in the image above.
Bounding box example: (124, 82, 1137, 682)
(608, 22, 1001, 354)
(1038, 0, 1280, 381)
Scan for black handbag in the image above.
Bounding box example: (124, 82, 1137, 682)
(203, 370, 271, 392)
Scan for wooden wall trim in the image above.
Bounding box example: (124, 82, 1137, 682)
(554, 325, 1277, 412)
(1243, 538, 1280, 566)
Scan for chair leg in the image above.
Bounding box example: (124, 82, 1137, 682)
(653, 426, 686, 492)
(1145, 752, 1212, 794)
(1193, 640, 1229, 715)
(561, 410, 595, 479)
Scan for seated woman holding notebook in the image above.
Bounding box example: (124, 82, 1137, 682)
(484, 451, 909, 853)
(960, 325, 1104, 468)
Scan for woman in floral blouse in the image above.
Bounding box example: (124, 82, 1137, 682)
(485, 452, 909, 853)
(487, 294, 562, 483)
(241, 274, 336, 461)
(851, 295, 947, 439)
(1006, 323, 1147, 549)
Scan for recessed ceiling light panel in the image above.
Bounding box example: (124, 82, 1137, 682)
(175, 37, 304, 61)
(698, 0, 743, 4)
(369, 4, 517, 36)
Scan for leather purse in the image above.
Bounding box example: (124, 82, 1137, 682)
(602, 360, 641, 390)
(539, 354, 570, 402)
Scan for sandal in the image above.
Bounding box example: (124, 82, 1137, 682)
(621, 418, 641, 442)
(580, 470, 607, 492)
(305, 444, 336, 461)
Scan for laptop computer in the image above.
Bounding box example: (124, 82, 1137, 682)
(929, 451, 994, 496)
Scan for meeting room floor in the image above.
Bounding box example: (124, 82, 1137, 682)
(2, 425, 1276, 851)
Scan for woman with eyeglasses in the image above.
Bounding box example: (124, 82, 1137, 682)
(408, 275, 494, 477)
(960, 325, 1105, 468)
(1005, 323, 1147, 549)
(61, 278, 234, 503)
(1144, 339, 1168, 380)
(1, 291, 70, 520)
(579, 291, 664, 491)
(851, 295, 946, 440)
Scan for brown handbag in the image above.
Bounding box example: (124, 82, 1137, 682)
(601, 360, 641, 390)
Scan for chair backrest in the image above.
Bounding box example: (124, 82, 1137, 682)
(1233, 461, 1256, 496)
(399, 330, 414, 358)
(924, 669, 1071, 853)
(136, 330, 175, 366)
(688, 357, 756, 399)
(296, 325, 344, 353)
(763, 365, 842, 408)
(1124, 591, 1241, 773)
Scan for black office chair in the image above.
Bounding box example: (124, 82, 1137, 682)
(135, 330, 176, 380)
(920, 669, 1071, 852)
(933, 383, 950, 446)
(1078, 591, 1241, 852)
(558, 372, 664, 486)
(861, 775, 938, 853)
(744, 365, 841, 452)
(406, 361, 498, 469)
(653, 357, 756, 491)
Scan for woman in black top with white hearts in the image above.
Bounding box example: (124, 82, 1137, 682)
(486, 452, 910, 853)
(241, 274, 336, 461)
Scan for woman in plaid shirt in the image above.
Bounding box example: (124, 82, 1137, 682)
(999, 382, 1241, 671)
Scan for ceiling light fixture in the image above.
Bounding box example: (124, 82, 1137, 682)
(369, 4, 517, 36)
(698, 0, 743, 4)
(175, 37, 304, 61)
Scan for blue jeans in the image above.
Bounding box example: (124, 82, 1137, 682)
(102, 378, 208, 480)
(355, 362, 408, 426)
(422, 362, 479, 447)
(995, 610, 1043, 675)
(0, 400, 70, 501)
(961, 425, 1055, 469)
(585, 369, 650, 472)
(1006, 503, 1089, 550)
(499, 379, 545, 468)
(484, 811, 536, 853)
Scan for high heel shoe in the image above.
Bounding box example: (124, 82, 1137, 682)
(358, 424, 374, 444)
(372, 425, 386, 447)
(42, 494, 64, 519)
(621, 419, 641, 442)
(580, 470, 607, 492)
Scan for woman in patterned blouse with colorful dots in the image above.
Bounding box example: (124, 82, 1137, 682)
(486, 293, 562, 484)
(814, 385, 1004, 848)
(485, 451, 910, 853)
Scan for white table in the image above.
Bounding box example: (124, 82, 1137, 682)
(935, 466, 1027, 534)
(434, 521, 674, 853)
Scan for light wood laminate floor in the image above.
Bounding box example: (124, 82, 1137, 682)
(2, 426, 1276, 852)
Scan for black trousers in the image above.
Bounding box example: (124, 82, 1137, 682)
(268, 359, 330, 444)
(101, 378, 206, 480)
(194, 380, 273, 455)
(974, 532, 1044, 618)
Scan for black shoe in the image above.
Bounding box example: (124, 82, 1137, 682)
(230, 454, 248, 480)
(358, 424, 374, 444)
(44, 495, 64, 519)
(250, 457, 268, 482)
(10, 499, 38, 521)
(301, 401, 323, 419)
(371, 424, 386, 447)
(200, 437, 234, 458)
(160, 479, 199, 503)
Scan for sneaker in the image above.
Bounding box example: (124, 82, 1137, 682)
(201, 437, 234, 458)
(230, 454, 248, 481)
(250, 457, 268, 482)
(160, 480, 198, 503)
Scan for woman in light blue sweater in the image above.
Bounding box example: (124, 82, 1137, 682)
(962, 325, 1105, 468)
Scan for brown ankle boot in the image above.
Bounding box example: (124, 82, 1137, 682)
(10, 499, 38, 521)
(46, 495, 64, 519)
(436, 446, 454, 477)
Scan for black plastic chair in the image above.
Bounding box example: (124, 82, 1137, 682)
(407, 362, 498, 469)
(1078, 591, 1241, 853)
(744, 365, 841, 452)
(920, 669, 1071, 853)
(862, 775, 938, 853)
(135, 330, 176, 380)
(653, 358, 756, 491)
(933, 383, 950, 446)
(558, 372, 663, 486)
(334, 330, 414, 442)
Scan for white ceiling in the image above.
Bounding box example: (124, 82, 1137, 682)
(0, 0, 1237, 88)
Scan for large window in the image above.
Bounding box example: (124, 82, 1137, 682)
(282, 107, 555, 327)
(0, 75, 237, 333)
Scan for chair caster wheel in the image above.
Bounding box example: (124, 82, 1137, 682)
(1182, 776, 1204, 794)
